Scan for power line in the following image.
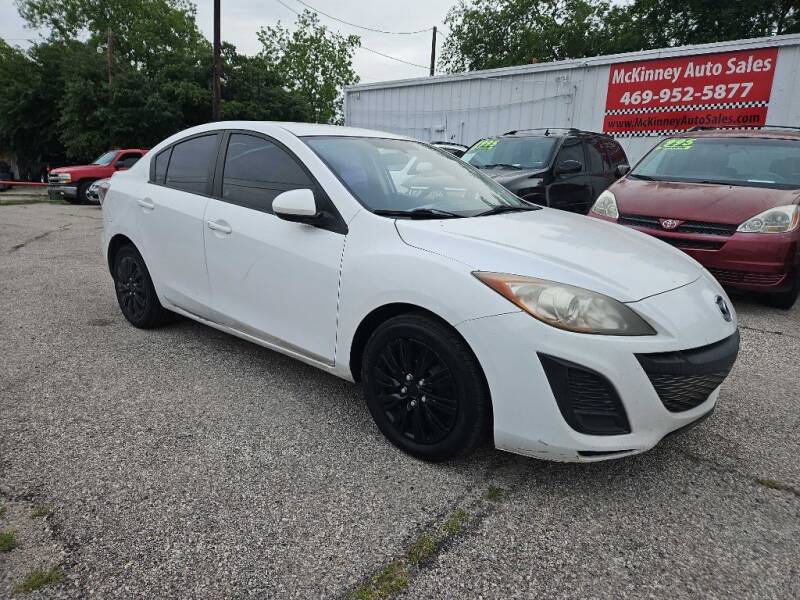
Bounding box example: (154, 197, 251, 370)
(358, 45, 428, 69)
(291, 0, 433, 35)
(276, 0, 429, 70)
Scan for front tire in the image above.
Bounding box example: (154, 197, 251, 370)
(113, 245, 172, 328)
(361, 313, 490, 461)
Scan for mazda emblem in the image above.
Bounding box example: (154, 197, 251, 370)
(715, 295, 732, 322)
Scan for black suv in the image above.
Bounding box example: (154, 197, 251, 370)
(462, 128, 629, 214)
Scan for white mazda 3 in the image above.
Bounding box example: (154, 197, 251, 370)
(101, 121, 739, 462)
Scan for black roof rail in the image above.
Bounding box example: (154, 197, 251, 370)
(503, 127, 607, 137)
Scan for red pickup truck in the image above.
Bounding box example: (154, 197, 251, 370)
(48, 148, 148, 203)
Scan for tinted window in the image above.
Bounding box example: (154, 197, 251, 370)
(165, 135, 218, 194)
(153, 148, 171, 184)
(555, 138, 585, 170)
(116, 153, 142, 169)
(222, 134, 313, 212)
(92, 151, 117, 166)
(605, 139, 627, 167)
(584, 139, 605, 172)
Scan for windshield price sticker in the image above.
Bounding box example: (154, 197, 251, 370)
(474, 139, 498, 150)
(602, 47, 777, 137)
(659, 138, 695, 150)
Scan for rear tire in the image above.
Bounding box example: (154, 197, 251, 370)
(113, 245, 172, 328)
(361, 313, 490, 462)
(762, 275, 799, 310)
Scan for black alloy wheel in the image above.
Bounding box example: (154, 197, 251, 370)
(373, 337, 458, 445)
(362, 313, 490, 461)
(113, 245, 172, 328)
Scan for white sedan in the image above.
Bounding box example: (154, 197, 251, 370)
(100, 121, 739, 462)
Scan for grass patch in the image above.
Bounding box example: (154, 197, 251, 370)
(442, 508, 468, 536)
(352, 561, 409, 600)
(0, 530, 18, 552)
(14, 567, 62, 593)
(30, 505, 50, 518)
(406, 533, 436, 567)
(486, 485, 505, 502)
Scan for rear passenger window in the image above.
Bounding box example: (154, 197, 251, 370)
(165, 135, 218, 194)
(116, 153, 142, 169)
(222, 133, 313, 212)
(153, 148, 171, 184)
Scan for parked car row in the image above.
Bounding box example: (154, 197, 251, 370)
(458, 127, 799, 309)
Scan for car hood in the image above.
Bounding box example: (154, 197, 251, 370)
(613, 177, 800, 224)
(50, 164, 110, 175)
(395, 208, 703, 303)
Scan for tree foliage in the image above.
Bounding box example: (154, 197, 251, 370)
(257, 10, 360, 124)
(441, 0, 800, 73)
(2, 0, 337, 174)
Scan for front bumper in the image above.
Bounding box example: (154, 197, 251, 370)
(595, 215, 799, 292)
(48, 184, 78, 200)
(456, 273, 738, 462)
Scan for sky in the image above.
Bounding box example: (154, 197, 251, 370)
(0, 0, 456, 84)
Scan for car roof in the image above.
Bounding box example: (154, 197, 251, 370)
(673, 128, 800, 141)
(163, 121, 411, 141)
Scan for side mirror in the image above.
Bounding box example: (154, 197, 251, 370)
(614, 164, 631, 178)
(272, 188, 321, 224)
(555, 160, 582, 176)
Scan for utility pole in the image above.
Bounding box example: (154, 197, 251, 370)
(212, 0, 222, 120)
(107, 28, 113, 146)
(429, 26, 437, 77)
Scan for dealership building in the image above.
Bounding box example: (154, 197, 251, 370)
(344, 33, 800, 163)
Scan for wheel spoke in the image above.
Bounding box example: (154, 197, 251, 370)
(373, 364, 400, 389)
(425, 392, 457, 415)
(425, 366, 453, 389)
(422, 404, 449, 435)
(411, 408, 427, 443)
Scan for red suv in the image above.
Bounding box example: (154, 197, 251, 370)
(590, 128, 800, 309)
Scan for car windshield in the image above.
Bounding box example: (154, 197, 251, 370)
(462, 137, 557, 169)
(92, 151, 118, 166)
(305, 136, 535, 217)
(631, 136, 800, 190)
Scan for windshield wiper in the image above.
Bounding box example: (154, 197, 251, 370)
(483, 163, 522, 170)
(373, 208, 464, 219)
(475, 204, 539, 217)
(628, 173, 657, 181)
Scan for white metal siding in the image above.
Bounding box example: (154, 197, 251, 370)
(345, 34, 800, 164)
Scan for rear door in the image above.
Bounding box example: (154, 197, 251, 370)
(585, 136, 615, 201)
(546, 137, 594, 213)
(202, 131, 346, 365)
(139, 132, 221, 317)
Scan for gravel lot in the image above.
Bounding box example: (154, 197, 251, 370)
(1, 203, 798, 599)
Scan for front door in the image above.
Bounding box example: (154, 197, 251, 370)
(547, 137, 594, 214)
(202, 132, 345, 365)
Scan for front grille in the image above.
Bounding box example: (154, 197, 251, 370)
(646, 371, 729, 412)
(636, 332, 740, 413)
(709, 268, 786, 287)
(539, 354, 630, 435)
(656, 236, 725, 251)
(619, 214, 738, 237)
(47, 174, 61, 184)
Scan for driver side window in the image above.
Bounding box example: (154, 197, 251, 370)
(555, 138, 585, 173)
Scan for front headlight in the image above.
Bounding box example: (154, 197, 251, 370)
(590, 190, 619, 219)
(737, 205, 799, 233)
(58, 173, 72, 184)
(474, 272, 656, 336)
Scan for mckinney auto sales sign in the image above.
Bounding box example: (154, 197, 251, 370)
(603, 47, 778, 137)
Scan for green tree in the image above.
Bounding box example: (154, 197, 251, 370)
(257, 10, 360, 124)
(440, 0, 799, 73)
(221, 44, 312, 122)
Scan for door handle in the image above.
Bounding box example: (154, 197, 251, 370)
(207, 220, 232, 234)
(137, 198, 155, 210)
